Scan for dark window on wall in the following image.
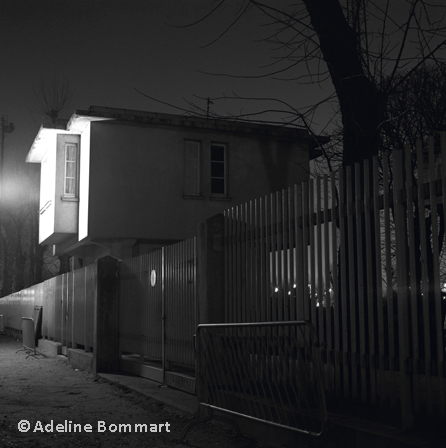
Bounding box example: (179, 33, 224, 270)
(184, 140, 201, 196)
(64, 143, 78, 198)
(211, 143, 226, 195)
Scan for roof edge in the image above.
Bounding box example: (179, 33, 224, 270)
(71, 105, 312, 141)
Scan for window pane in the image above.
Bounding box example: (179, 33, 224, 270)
(65, 178, 75, 195)
(211, 161, 224, 177)
(64, 143, 78, 197)
(211, 178, 225, 195)
(211, 145, 225, 162)
(66, 161, 76, 177)
(66, 145, 76, 161)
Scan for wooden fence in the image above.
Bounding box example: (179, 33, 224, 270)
(0, 265, 96, 352)
(1, 135, 445, 426)
(223, 136, 446, 426)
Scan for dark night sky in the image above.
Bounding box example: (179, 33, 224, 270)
(0, 0, 332, 164)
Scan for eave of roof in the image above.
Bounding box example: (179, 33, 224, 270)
(26, 125, 73, 163)
(69, 105, 311, 141)
(27, 106, 330, 163)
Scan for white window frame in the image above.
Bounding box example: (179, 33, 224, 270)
(63, 143, 79, 199)
(210, 143, 227, 197)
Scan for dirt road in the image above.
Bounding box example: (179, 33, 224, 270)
(0, 333, 282, 448)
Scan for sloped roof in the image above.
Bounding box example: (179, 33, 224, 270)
(68, 106, 329, 152)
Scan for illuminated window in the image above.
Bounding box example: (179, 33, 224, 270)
(211, 143, 226, 196)
(64, 143, 78, 197)
(184, 140, 201, 196)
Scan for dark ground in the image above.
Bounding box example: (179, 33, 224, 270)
(0, 332, 287, 448)
(2, 332, 444, 448)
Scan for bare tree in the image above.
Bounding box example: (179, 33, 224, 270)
(31, 71, 75, 127)
(164, 0, 446, 167)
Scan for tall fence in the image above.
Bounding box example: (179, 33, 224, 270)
(1, 136, 445, 428)
(224, 136, 446, 426)
(0, 265, 96, 352)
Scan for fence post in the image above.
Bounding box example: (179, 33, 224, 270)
(93, 256, 120, 375)
(392, 149, 414, 428)
(197, 213, 225, 324)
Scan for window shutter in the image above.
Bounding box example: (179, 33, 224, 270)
(184, 140, 200, 196)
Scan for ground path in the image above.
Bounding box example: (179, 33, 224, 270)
(0, 333, 282, 448)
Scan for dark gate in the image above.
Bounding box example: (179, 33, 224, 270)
(118, 238, 197, 393)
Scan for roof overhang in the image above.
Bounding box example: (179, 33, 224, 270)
(66, 112, 113, 133)
(26, 126, 74, 163)
(26, 112, 113, 163)
(27, 105, 331, 163)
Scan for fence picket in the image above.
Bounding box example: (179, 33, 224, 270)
(346, 166, 358, 399)
(416, 140, 433, 413)
(331, 171, 341, 397)
(404, 144, 421, 413)
(428, 135, 446, 416)
(364, 159, 377, 404)
(338, 168, 350, 397)
(393, 149, 413, 427)
(382, 153, 397, 407)
(323, 174, 333, 392)
(355, 162, 367, 403)
(294, 184, 305, 321)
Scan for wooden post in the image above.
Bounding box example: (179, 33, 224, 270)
(392, 149, 414, 428)
(197, 214, 225, 324)
(93, 256, 120, 375)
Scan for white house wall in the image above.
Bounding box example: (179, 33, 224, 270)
(78, 124, 91, 241)
(39, 143, 56, 244)
(53, 134, 79, 237)
(84, 121, 309, 243)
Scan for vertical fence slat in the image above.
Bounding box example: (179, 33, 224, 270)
(323, 174, 333, 392)
(428, 135, 445, 417)
(364, 159, 377, 405)
(331, 171, 341, 397)
(309, 180, 316, 332)
(259, 197, 267, 322)
(355, 162, 367, 403)
(316, 177, 324, 356)
(393, 148, 413, 427)
(382, 153, 397, 407)
(428, 136, 444, 362)
(404, 144, 421, 412)
(440, 132, 446, 418)
(294, 184, 305, 321)
(346, 166, 358, 399)
(373, 156, 385, 406)
(286, 188, 296, 320)
(302, 181, 310, 324)
(416, 140, 434, 413)
(338, 168, 350, 397)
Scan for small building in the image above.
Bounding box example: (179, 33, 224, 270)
(26, 106, 324, 264)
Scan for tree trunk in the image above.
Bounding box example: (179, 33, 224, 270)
(302, 0, 385, 165)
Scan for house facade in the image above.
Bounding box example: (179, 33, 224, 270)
(26, 106, 324, 265)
